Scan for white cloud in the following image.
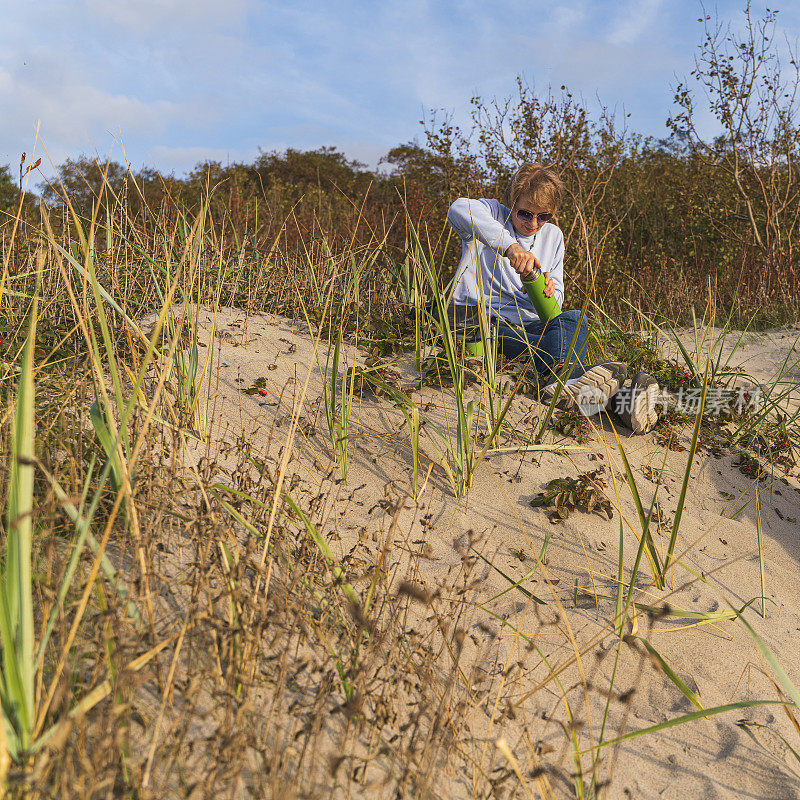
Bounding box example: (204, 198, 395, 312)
(550, 3, 588, 31)
(0, 53, 189, 169)
(0, 0, 769, 177)
(81, 0, 252, 33)
(608, 0, 665, 45)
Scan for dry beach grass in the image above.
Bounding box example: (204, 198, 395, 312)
(0, 172, 799, 799)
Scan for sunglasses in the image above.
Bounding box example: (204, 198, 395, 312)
(516, 209, 553, 224)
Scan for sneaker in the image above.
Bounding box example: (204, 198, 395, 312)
(541, 362, 628, 416)
(540, 360, 588, 385)
(611, 371, 660, 433)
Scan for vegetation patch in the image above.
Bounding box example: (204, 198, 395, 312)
(346, 349, 403, 398)
(552, 405, 591, 444)
(529, 467, 614, 523)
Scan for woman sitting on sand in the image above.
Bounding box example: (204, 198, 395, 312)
(446, 162, 659, 434)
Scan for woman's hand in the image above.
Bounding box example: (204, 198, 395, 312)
(504, 242, 541, 281)
(505, 244, 554, 297)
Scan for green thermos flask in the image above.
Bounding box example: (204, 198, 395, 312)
(522, 268, 561, 322)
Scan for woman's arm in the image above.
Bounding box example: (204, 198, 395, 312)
(505, 234, 564, 307)
(447, 198, 518, 254)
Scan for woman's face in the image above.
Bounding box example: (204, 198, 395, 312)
(511, 195, 553, 237)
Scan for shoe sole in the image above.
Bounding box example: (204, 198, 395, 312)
(541, 362, 627, 415)
(626, 373, 660, 434)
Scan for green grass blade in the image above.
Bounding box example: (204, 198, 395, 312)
(637, 637, 704, 711)
(615, 519, 625, 635)
(535, 301, 590, 445)
(34, 457, 141, 671)
(663, 363, 709, 577)
(737, 721, 800, 766)
(90, 401, 125, 490)
(732, 606, 800, 710)
(481, 533, 550, 605)
(52, 240, 145, 342)
(470, 548, 546, 605)
(615, 435, 663, 586)
(283, 494, 360, 608)
(2, 291, 38, 751)
(667, 322, 702, 386)
(755, 492, 767, 618)
(585, 700, 789, 753)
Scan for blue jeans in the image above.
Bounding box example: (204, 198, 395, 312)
(495, 309, 590, 382)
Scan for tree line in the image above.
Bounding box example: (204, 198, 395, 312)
(2, 4, 798, 326)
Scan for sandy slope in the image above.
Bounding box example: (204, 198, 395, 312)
(170, 307, 800, 799)
(667, 324, 800, 415)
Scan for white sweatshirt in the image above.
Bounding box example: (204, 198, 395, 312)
(446, 198, 565, 328)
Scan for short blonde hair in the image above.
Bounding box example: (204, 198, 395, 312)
(503, 163, 563, 212)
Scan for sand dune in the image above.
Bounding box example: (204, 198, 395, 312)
(166, 307, 800, 798)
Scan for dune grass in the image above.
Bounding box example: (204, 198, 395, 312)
(0, 164, 798, 797)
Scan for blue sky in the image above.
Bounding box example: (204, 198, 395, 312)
(1, 1, 798, 177)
